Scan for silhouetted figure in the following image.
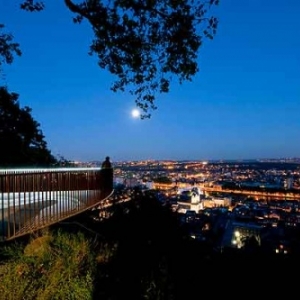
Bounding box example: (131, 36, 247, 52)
(99, 156, 113, 197)
(102, 156, 112, 169)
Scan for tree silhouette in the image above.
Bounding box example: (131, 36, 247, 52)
(0, 24, 21, 75)
(0, 86, 56, 167)
(13, 0, 219, 118)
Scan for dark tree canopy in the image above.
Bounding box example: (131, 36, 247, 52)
(0, 24, 22, 75)
(0, 87, 56, 167)
(16, 0, 219, 118)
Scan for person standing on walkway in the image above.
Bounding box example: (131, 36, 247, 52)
(101, 156, 112, 169)
(99, 156, 113, 195)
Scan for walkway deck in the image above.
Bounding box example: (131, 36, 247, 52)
(0, 167, 113, 241)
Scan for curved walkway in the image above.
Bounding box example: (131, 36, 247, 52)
(0, 167, 113, 241)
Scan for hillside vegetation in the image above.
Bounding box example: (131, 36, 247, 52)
(0, 193, 299, 299)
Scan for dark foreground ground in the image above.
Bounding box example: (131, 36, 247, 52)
(3, 194, 300, 299)
(57, 195, 300, 299)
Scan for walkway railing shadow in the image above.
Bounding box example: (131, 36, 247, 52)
(0, 167, 113, 241)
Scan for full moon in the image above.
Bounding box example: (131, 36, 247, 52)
(131, 109, 140, 118)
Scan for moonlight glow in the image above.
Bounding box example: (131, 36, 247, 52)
(131, 109, 140, 118)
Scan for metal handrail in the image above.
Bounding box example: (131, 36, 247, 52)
(0, 167, 113, 241)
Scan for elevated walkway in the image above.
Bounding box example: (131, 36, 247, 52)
(0, 167, 113, 241)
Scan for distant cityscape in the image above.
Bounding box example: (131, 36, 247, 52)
(71, 157, 300, 192)
(70, 157, 300, 254)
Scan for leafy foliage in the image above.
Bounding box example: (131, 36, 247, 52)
(53, 154, 77, 167)
(17, 0, 219, 118)
(0, 86, 57, 167)
(0, 24, 21, 75)
(0, 231, 95, 300)
(65, 0, 219, 118)
(20, 0, 45, 11)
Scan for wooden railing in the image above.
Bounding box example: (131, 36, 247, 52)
(0, 167, 113, 241)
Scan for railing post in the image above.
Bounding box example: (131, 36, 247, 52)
(0, 175, 4, 241)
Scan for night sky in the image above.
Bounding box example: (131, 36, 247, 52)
(1, 0, 300, 162)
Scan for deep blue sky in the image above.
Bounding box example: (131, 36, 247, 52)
(1, 0, 300, 162)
